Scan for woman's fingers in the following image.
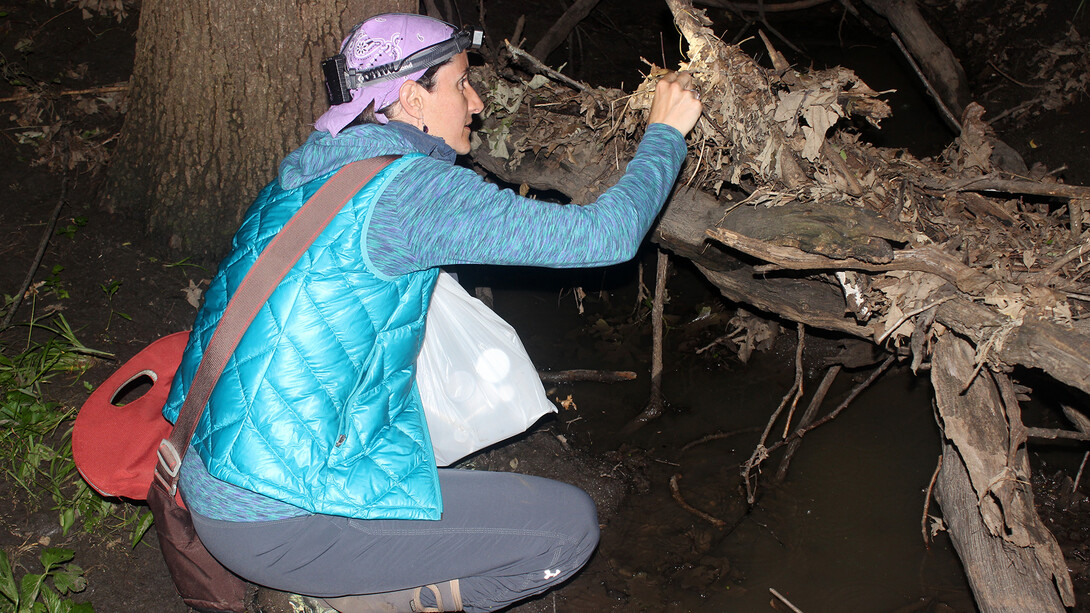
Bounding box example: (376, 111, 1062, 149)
(647, 71, 703, 136)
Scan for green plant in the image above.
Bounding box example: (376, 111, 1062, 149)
(55, 218, 87, 241)
(0, 313, 114, 534)
(42, 267, 68, 301)
(97, 280, 129, 331)
(0, 547, 93, 612)
(159, 256, 209, 275)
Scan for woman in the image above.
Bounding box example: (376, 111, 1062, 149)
(163, 12, 702, 613)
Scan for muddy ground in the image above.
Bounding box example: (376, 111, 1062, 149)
(1, 0, 1089, 611)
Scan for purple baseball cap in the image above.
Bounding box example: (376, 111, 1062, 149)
(315, 13, 457, 136)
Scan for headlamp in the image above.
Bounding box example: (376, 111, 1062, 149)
(321, 26, 484, 106)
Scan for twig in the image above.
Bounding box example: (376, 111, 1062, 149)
(2, 178, 68, 331)
(1043, 238, 1090, 276)
(505, 40, 589, 92)
(780, 324, 806, 438)
(680, 426, 762, 453)
(537, 369, 637, 383)
(794, 355, 893, 431)
(875, 296, 954, 345)
(776, 364, 841, 481)
(921, 453, 943, 546)
(890, 32, 961, 134)
(742, 323, 804, 503)
(0, 83, 128, 104)
(669, 474, 726, 527)
(987, 60, 1039, 89)
(769, 588, 805, 613)
(620, 250, 669, 436)
(959, 324, 1014, 394)
(757, 355, 896, 466)
(1024, 427, 1090, 442)
(1074, 452, 1089, 494)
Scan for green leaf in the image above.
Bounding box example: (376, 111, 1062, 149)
(51, 566, 85, 595)
(19, 573, 43, 610)
(0, 551, 18, 605)
(37, 550, 72, 573)
(38, 584, 59, 613)
(58, 509, 76, 537)
(130, 511, 154, 548)
(69, 603, 94, 613)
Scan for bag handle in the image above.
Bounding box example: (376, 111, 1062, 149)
(154, 155, 401, 495)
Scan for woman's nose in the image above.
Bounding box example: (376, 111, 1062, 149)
(467, 84, 484, 115)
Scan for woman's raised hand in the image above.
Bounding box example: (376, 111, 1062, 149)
(647, 71, 704, 136)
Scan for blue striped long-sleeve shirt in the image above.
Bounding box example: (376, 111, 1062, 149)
(180, 120, 687, 521)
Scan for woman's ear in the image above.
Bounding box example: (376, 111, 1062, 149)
(397, 80, 426, 122)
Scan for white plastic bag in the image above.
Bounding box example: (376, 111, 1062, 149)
(416, 272, 557, 466)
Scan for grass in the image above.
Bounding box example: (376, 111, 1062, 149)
(0, 306, 150, 541)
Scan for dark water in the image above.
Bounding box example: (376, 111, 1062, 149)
(462, 257, 975, 612)
(461, 2, 982, 610)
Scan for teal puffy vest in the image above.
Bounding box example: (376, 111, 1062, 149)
(163, 154, 442, 520)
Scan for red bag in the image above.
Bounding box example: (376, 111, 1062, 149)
(73, 332, 188, 500)
(73, 332, 249, 613)
(72, 157, 397, 613)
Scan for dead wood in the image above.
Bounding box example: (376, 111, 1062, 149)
(620, 250, 670, 435)
(707, 227, 992, 293)
(466, 2, 1090, 606)
(531, 0, 603, 61)
(775, 363, 841, 481)
(742, 324, 805, 503)
(536, 369, 638, 383)
(858, 0, 970, 117)
(935, 444, 1068, 612)
(741, 354, 894, 503)
(2, 178, 67, 332)
(669, 473, 727, 527)
(931, 333, 1073, 607)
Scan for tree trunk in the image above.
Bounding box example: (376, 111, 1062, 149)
(931, 332, 1074, 611)
(859, 0, 970, 118)
(100, 0, 413, 259)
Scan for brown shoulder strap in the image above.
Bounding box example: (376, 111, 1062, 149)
(154, 155, 401, 495)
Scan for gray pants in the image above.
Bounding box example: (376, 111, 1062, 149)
(189, 470, 600, 613)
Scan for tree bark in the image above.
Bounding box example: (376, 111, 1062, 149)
(859, 0, 970, 118)
(531, 0, 603, 62)
(935, 443, 1068, 612)
(931, 333, 1074, 611)
(101, 0, 413, 259)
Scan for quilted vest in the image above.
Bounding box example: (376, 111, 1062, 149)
(162, 154, 442, 520)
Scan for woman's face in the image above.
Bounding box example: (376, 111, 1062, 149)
(418, 52, 483, 154)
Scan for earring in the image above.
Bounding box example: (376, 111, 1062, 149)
(420, 116, 428, 133)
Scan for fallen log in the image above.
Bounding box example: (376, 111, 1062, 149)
(935, 443, 1069, 612)
(467, 1, 1090, 608)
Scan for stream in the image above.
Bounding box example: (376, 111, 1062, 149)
(459, 256, 975, 612)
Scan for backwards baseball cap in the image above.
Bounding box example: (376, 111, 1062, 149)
(315, 13, 484, 136)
